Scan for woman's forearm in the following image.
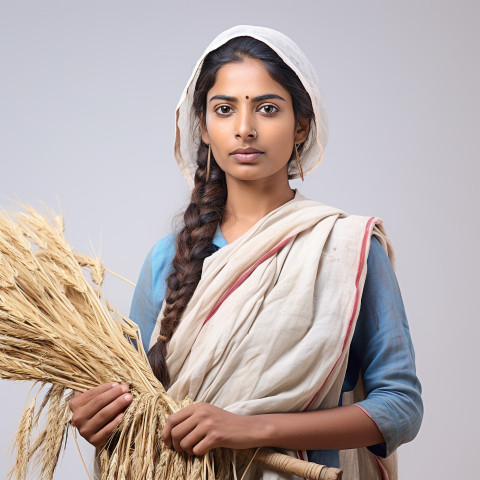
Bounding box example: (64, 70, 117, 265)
(252, 404, 384, 451)
(161, 402, 385, 456)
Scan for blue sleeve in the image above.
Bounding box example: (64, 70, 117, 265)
(351, 236, 423, 457)
(129, 233, 177, 353)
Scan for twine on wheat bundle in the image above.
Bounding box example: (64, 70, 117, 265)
(0, 205, 342, 480)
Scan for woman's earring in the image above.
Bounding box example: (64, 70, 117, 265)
(295, 144, 304, 181)
(206, 144, 211, 182)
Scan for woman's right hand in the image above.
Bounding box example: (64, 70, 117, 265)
(69, 382, 133, 449)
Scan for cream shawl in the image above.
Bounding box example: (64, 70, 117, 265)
(150, 192, 397, 479)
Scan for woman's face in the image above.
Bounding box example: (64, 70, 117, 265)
(201, 57, 309, 184)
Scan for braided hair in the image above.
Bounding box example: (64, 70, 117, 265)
(147, 36, 314, 387)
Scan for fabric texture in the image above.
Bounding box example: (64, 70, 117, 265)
(174, 25, 329, 188)
(146, 192, 398, 479)
(130, 226, 423, 468)
(143, 22, 424, 478)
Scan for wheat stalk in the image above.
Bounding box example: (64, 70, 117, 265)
(0, 205, 342, 480)
(0, 205, 230, 479)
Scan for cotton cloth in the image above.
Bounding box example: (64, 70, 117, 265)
(165, 23, 421, 479)
(130, 226, 423, 470)
(174, 25, 329, 188)
(148, 192, 400, 479)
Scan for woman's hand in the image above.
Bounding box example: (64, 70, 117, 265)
(161, 402, 265, 456)
(162, 403, 386, 455)
(69, 382, 133, 449)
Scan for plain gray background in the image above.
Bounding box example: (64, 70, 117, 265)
(1, 0, 478, 478)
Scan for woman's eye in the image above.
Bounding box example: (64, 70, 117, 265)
(216, 105, 233, 115)
(259, 105, 278, 115)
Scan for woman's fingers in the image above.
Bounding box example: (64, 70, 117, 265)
(89, 411, 125, 449)
(191, 435, 216, 456)
(162, 402, 239, 454)
(177, 428, 207, 455)
(69, 382, 133, 448)
(71, 384, 129, 426)
(169, 416, 203, 453)
(69, 382, 119, 410)
(83, 384, 130, 420)
(77, 390, 133, 440)
(162, 404, 197, 446)
(161, 402, 258, 455)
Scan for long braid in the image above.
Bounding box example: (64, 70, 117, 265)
(147, 36, 313, 387)
(147, 143, 226, 386)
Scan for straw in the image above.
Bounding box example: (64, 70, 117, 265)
(0, 205, 342, 480)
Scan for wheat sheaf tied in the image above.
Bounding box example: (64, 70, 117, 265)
(0, 206, 342, 480)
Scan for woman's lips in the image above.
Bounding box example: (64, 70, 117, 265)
(231, 152, 263, 162)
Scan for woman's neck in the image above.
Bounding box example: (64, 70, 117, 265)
(220, 178, 295, 243)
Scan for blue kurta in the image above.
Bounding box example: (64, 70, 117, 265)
(130, 228, 423, 467)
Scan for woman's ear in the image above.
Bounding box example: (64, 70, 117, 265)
(294, 116, 310, 144)
(200, 114, 210, 145)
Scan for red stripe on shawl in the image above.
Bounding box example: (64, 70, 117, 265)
(301, 216, 379, 412)
(354, 407, 389, 477)
(375, 457, 390, 480)
(202, 235, 295, 326)
(297, 450, 306, 461)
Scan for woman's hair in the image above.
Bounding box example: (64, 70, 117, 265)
(147, 36, 314, 386)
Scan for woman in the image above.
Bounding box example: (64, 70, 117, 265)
(70, 25, 422, 479)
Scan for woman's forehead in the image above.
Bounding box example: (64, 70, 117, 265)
(207, 57, 291, 101)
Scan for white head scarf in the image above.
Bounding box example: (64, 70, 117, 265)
(174, 25, 329, 188)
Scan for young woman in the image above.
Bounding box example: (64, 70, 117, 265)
(70, 25, 423, 479)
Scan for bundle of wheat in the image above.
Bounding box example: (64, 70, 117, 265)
(0, 206, 342, 480)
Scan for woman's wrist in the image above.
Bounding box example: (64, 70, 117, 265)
(245, 413, 278, 448)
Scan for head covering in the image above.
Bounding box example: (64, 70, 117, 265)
(174, 25, 329, 189)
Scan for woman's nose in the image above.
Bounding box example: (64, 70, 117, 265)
(234, 110, 256, 140)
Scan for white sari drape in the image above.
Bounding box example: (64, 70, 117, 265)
(150, 193, 397, 479)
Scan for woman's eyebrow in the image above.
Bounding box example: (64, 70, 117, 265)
(209, 94, 286, 103)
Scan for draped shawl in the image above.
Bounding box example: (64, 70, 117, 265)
(150, 192, 398, 479)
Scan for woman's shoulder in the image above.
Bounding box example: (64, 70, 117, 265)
(150, 232, 176, 263)
(140, 232, 177, 291)
(332, 209, 395, 271)
(368, 235, 385, 261)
